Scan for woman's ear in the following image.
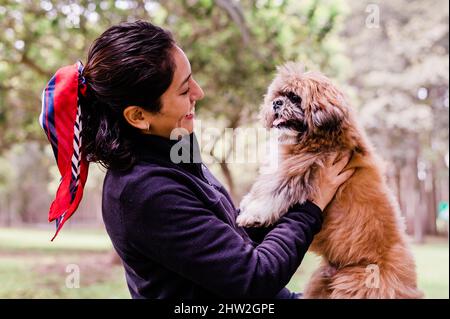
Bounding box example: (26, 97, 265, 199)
(123, 106, 151, 131)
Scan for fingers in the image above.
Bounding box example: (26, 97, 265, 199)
(327, 153, 340, 166)
(335, 168, 355, 186)
(334, 151, 352, 173)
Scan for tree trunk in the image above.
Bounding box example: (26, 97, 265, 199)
(402, 164, 415, 235)
(413, 144, 425, 244)
(395, 164, 403, 214)
(426, 163, 438, 235)
(415, 178, 427, 244)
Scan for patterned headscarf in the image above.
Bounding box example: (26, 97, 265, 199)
(39, 61, 90, 241)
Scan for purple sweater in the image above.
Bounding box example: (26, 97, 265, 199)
(102, 133, 323, 299)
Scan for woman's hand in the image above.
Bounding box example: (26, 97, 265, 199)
(309, 152, 355, 211)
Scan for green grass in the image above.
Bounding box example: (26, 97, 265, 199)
(0, 227, 113, 252)
(0, 227, 129, 298)
(0, 254, 129, 298)
(288, 236, 449, 299)
(0, 227, 448, 298)
(412, 237, 449, 298)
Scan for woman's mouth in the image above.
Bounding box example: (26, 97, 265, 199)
(185, 107, 195, 120)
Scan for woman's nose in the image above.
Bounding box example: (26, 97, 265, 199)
(191, 79, 205, 101)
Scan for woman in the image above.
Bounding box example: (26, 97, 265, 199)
(40, 20, 354, 299)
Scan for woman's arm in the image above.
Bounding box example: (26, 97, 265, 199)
(240, 210, 276, 245)
(122, 174, 322, 299)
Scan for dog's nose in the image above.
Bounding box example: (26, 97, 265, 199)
(273, 99, 283, 110)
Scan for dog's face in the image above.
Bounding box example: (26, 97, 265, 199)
(261, 62, 347, 143)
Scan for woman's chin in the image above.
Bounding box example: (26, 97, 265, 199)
(181, 118, 194, 134)
(170, 125, 193, 139)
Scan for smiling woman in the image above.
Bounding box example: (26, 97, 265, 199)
(80, 21, 178, 171)
(81, 29, 204, 167)
(122, 45, 204, 139)
(40, 20, 353, 299)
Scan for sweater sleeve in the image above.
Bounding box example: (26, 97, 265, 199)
(240, 209, 277, 245)
(123, 175, 323, 299)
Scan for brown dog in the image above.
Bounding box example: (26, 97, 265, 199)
(236, 62, 423, 298)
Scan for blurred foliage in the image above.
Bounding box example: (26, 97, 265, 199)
(0, 0, 346, 149)
(0, 0, 448, 236)
(0, 0, 347, 202)
(341, 0, 449, 240)
(344, 0, 449, 169)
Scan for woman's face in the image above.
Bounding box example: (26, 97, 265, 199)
(146, 45, 204, 138)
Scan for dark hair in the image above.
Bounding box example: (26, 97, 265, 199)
(80, 20, 176, 171)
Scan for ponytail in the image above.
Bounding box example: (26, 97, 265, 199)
(40, 20, 175, 239)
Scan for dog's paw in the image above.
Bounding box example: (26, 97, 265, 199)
(237, 192, 286, 227)
(237, 200, 274, 227)
(236, 213, 264, 227)
(237, 196, 265, 227)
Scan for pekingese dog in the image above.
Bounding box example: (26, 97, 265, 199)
(236, 62, 423, 299)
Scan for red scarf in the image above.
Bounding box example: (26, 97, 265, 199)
(39, 61, 89, 241)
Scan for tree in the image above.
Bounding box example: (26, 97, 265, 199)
(341, 0, 449, 241)
(0, 0, 347, 202)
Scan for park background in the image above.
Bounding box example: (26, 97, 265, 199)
(0, 0, 448, 298)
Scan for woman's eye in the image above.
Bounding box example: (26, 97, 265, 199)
(182, 88, 190, 95)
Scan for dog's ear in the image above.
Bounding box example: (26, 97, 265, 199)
(311, 105, 344, 132)
(308, 79, 347, 132)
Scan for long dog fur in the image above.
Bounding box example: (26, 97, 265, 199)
(237, 62, 423, 299)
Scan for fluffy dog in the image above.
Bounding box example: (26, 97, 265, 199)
(236, 62, 423, 299)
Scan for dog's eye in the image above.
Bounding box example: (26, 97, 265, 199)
(288, 93, 302, 104)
